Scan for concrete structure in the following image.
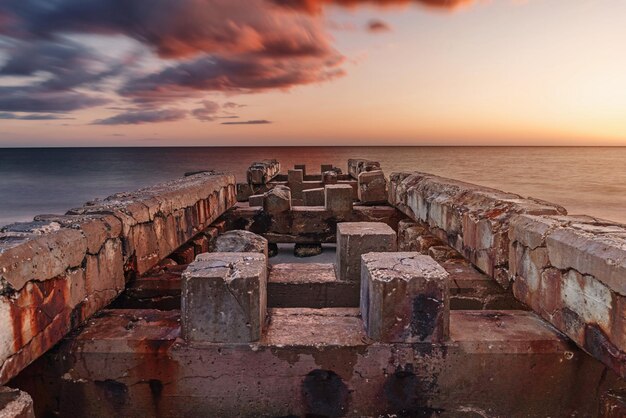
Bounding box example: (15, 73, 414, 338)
(1, 158, 624, 417)
(336, 222, 397, 282)
(0, 387, 34, 418)
(181, 252, 267, 343)
(263, 185, 291, 215)
(361, 252, 449, 343)
(213, 230, 268, 259)
(322, 170, 338, 184)
(324, 184, 353, 214)
(348, 158, 381, 179)
(0, 172, 235, 383)
(357, 170, 387, 204)
(509, 214, 626, 378)
(247, 194, 264, 207)
(246, 160, 280, 185)
(388, 171, 566, 288)
(302, 187, 325, 206)
(268, 263, 359, 308)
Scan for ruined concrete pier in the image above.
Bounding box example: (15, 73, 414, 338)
(1, 158, 624, 417)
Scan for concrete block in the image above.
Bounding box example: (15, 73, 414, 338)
(263, 185, 292, 215)
(181, 252, 267, 343)
(294, 164, 306, 176)
(357, 170, 387, 204)
(324, 185, 353, 214)
(360, 252, 449, 343)
(268, 263, 359, 308)
(247, 160, 280, 185)
(288, 169, 304, 185)
(248, 194, 264, 207)
(348, 159, 381, 179)
(321, 164, 334, 173)
(322, 171, 338, 184)
(302, 188, 325, 206)
(213, 230, 269, 260)
(336, 222, 397, 282)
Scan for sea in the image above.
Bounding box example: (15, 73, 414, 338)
(0, 146, 624, 227)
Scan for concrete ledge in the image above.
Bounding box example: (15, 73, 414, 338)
(0, 172, 236, 384)
(11, 309, 620, 417)
(268, 263, 359, 308)
(219, 204, 405, 244)
(388, 172, 566, 287)
(510, 214, 626, 378)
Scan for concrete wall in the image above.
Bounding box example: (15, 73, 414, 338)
(389, 171, 626, 379)
(388, 172, 566, 287)
(0, 172, 236, 384)
(510, 214, 626, 378)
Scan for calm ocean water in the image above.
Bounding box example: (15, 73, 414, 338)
(0, 147, 624, 226)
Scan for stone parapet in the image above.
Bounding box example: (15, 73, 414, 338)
(388, 172, 566, 287)
(0, 172, 236, 383)
(509, 214, 626, 378)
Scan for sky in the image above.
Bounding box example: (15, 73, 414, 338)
(0, 0, 625, 147)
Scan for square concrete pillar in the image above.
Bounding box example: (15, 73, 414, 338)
(288, 169, 304, 184)
(181, 252, 267, 343)
(303, 188, 325, 206)
(322, 171, 338, 185)
(263, 185, 291, 215)
(294, 164, 307, 176)
(248, 194, 264, 207)
(358, 170, 387, 204)
(324, 184, 353, 214)
(336, 222, 397, 283)
(360, 252, 449, 343)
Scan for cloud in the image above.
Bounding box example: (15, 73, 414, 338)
(367, 19, 392, 33)
(192, 100, 221, 121)
(0, 112, 73, 120)
(222, 120, 272, 125)
(0, 0, 336, 59)
(223, 102, 246, 109)
(93, 109, 187, 125)
(272, 0, 474, 14)
(120, 54, 345, 102)
(0, 87, 109, 112)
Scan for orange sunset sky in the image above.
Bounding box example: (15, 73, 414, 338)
(1, 0, 625, 146)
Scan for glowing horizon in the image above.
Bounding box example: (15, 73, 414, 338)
(1, 1, 625, 146)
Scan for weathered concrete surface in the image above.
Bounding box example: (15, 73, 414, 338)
(322, 170, 338, 184)
(213, 230, 268, 260)
(0, 172, 235, 384)
(219, 203, 405, 244)
(302, 188, 325, 206)
(268, 263, 359, 308)
(361, 252, 449, 343)
(0, 387, 34, 418)
(181, 252, 267, 343)
(357, 170, 387, 204)
(236, 183, 269, 202)
(348, 159, 381, 179)
(600, 388, 626, 418)
(336, 222, 397, 282)
(510, 214, 626, 378)
(247, 160, 280, 185)
(263, 185, 291, 215)
(389, 172, 566, 288)
(443, 260, 526, 311)
(11, 309, 620, 418)
(247, 194, 264, 207)
(325, 184, 353, 214)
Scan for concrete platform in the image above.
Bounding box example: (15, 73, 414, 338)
(10, 309, 620, 417)
(268, 263, 359, 308)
